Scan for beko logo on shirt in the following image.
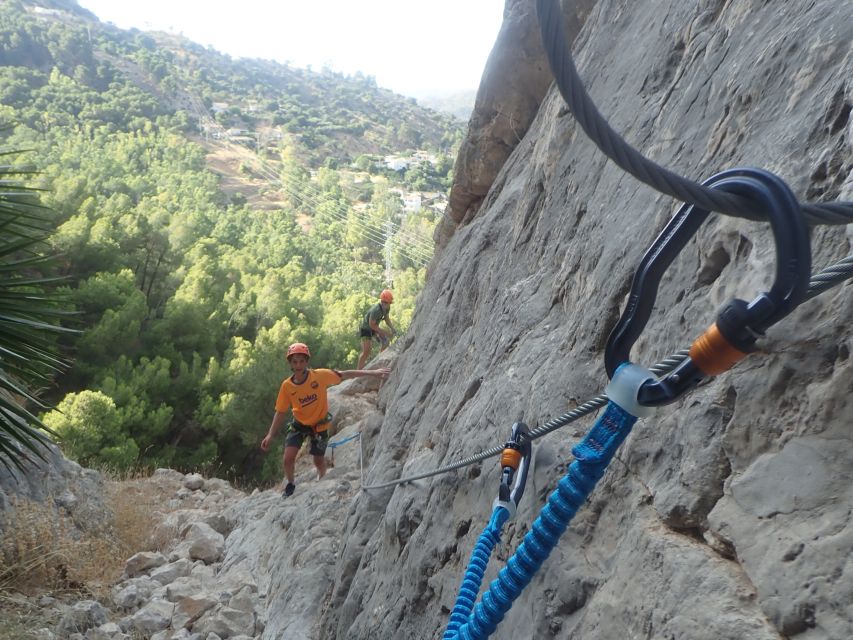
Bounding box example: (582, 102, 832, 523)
(298, 394, 318, 407)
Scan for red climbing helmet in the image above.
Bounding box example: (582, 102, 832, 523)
(380, 289, 394, 304)
(286, 342, 311, 360)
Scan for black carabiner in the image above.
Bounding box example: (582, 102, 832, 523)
(604, 167, 811, 406)
(498, 422, 532, 509)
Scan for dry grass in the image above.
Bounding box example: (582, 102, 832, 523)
(0, 471, 179, 597)
(0, 469, 191, 638)
(0, 590, 58, 640)
(107, 473, 182, 554)
(0, 497, 114, 639)
(0, 497, 109, 593)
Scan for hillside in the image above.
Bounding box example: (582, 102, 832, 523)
(416, 90, 477, 121)
(4, 0, 463, 164)
(0, 0, 458, 477)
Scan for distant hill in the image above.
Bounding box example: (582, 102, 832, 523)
(416, 89, 477, 121)
(5, 0, 465, 165)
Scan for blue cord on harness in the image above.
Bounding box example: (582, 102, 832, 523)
(328, 433, 361, 449)
(443, 506, 510, 640)
(443, 422, 532, 639)
(443, 364, 654, 640)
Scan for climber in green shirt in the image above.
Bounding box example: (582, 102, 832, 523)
(357, 289, 396, 369)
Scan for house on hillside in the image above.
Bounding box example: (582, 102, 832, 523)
(412, 151, 438, 165)
(31, 7, 66, 16)
(211, 102, 230, 114)
(200, 122, 222, 139)
(421, 192, 449, 214)
(403, 193, 422, 212)
(384, 156, 409, 171)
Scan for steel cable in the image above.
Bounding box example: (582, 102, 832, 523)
(361, 257, 853, 491)
(535, 0, 853, 226)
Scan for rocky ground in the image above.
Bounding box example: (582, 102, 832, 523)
(0, 357, 389, 640)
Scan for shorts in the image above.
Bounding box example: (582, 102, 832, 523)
(360, 328, 388, 347)
(284, 415, 332, 455)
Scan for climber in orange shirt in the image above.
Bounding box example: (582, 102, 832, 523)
(260, 342, 390, 497)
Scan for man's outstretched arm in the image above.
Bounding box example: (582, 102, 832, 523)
(337, 368, 391, 381)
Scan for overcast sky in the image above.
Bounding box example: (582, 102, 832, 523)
(76, 0, 505, 98)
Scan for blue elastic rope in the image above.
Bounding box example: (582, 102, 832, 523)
(328, 433, 360, 449)
(443, 506, 511, 640)
(450, 401, 638, 640)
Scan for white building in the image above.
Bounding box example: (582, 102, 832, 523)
(384, 156, 409, 171)
(403, 193, 422, 212)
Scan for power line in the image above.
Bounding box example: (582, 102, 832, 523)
(184, 91, 437, 263)
(276, 164, 435, 261)
(194, 111, 435, 267)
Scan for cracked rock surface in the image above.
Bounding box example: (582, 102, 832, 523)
(320, 1, 853, 638)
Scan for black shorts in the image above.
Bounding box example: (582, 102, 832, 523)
(359, 327, 374, 339)
(284, 416, 331, 455)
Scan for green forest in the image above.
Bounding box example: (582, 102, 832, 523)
(1, 0, 463, 480)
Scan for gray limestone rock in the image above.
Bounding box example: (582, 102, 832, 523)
(84, 622, 127, 640)
(150, 558, 193, 585)
(191, 604, 251, 639)
(184, 473, 206, 491)
(184, 521, 226, 564)
(165, 576, 204, 602)
(313, 1, 853, 639)
(0, 442, 107, 537)
(56, 600, 108, 637)
(172, 594, 219, 630)
(123, 551, 168, 578)
(112, 579, 154, 610)
(127, 598, 174, 636)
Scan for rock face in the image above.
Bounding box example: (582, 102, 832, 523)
(316, 1, 853, 639)
(439, 0, 597, 248)
(0, 441, 107, 536)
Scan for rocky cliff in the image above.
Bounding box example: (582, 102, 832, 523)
(320, 0, 853, 638)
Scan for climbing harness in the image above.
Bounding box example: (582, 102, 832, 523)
(604, 168, 812, 404)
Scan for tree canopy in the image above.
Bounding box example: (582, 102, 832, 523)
(0, 1, 460, 479)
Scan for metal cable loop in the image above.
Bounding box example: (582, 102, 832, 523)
(535, 0, 853, 227)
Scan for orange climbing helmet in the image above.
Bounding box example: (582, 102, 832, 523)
(286, 342, 311, 360)
(380, 289, 394, 304)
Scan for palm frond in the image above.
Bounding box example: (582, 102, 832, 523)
(0, 146, 74, 469)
